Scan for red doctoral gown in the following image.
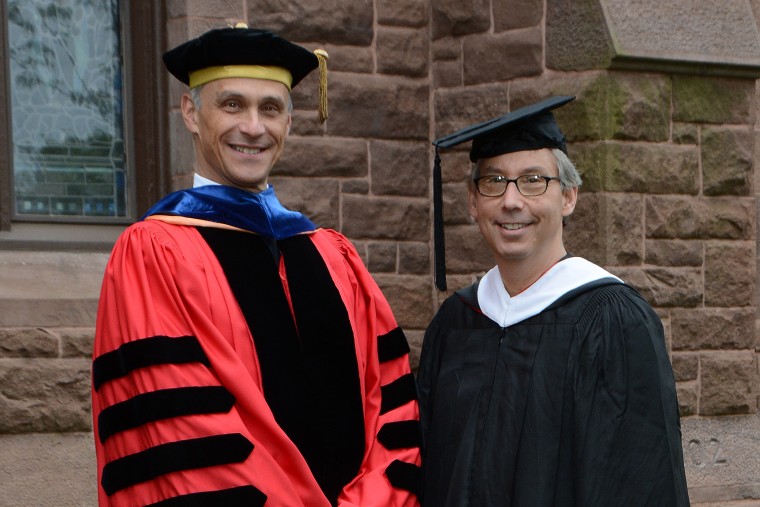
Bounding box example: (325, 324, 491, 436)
(92, 216, 421, 506)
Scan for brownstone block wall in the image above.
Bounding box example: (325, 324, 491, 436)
(4, 1, 758, 504)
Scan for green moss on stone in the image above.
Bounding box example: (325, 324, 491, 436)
(673, 77, 752, 124)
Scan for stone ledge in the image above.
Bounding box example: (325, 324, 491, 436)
(603, 0, 760, 77)
(0, 432, 96, 506)
(690, 485, 760, 505)
(683, 414, 760, 503)
(0, 299, 98, 327)
(547, 0, 760, 77)
(0, 251, 107, 300)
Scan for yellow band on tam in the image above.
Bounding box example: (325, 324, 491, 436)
(189, 65, 293, 89)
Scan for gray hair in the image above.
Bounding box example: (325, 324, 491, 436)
(190, 85, 203, 109)
(551, 148, 582, 190)
(188, 84, 294, 112)
(470, 148, 583, 190)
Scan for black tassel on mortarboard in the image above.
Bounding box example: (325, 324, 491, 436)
(433, 147, 447, 292)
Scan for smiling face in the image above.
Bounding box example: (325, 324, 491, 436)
(468, 148, 578, 284)
(181, 77, 292, 192)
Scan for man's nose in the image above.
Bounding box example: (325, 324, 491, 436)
(239, 111, 266, 136)
(499, 180, 524, 208)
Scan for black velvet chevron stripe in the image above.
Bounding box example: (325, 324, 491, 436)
(377, 327, 410, 363)
(386, 459, 422, 496)
(377, 420, 422, 450)
(146, 486, 266, 507)
(380, 373, 418, 414)
(101, 433, 253, 496)
(92, 336, 209, 391)
(97, 386, 235, 444)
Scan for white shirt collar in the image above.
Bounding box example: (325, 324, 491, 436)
(193, 173, 220, 188)
(477, 257, 622, 328)
(193, 173, 271, 190)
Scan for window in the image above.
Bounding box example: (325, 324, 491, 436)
(9, 0, 127, 220)
(0, 0, 167, 245)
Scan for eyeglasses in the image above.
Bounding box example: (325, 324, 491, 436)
(474, 174, 561, 197)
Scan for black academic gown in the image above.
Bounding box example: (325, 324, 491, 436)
(417, 279, 689, 507)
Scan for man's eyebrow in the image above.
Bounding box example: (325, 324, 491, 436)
(213, 90, 245, 103)
(258, 94, 288, 106)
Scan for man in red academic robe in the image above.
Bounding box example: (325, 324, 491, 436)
(91, 25, 421, 507)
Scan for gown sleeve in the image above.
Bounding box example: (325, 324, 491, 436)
(312, 230, 422, 507)
(572, 286, 690, 506)
(91, 222, 333, 506)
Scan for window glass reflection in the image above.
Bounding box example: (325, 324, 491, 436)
(8, 0, 127, 219)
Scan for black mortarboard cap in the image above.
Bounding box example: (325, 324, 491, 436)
(163, 25, 330, 121)
(163, 26, 318, 88)
(430, 95, 575, 291)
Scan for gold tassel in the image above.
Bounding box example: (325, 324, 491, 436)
(314, 49, 329, 123)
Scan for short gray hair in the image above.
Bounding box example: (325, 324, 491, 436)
(551, 148, 582, 190)
(190, 86, 202, 109)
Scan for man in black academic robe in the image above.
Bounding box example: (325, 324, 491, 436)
(417, 96, 689, 506)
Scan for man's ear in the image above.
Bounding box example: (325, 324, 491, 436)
(561, 186, 578, 218)
(468, 186, 479, 220)
(181, 93, 199, 134)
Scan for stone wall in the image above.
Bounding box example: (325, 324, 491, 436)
(2, 0, 760, 505)
(0, 251, 103, 506)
